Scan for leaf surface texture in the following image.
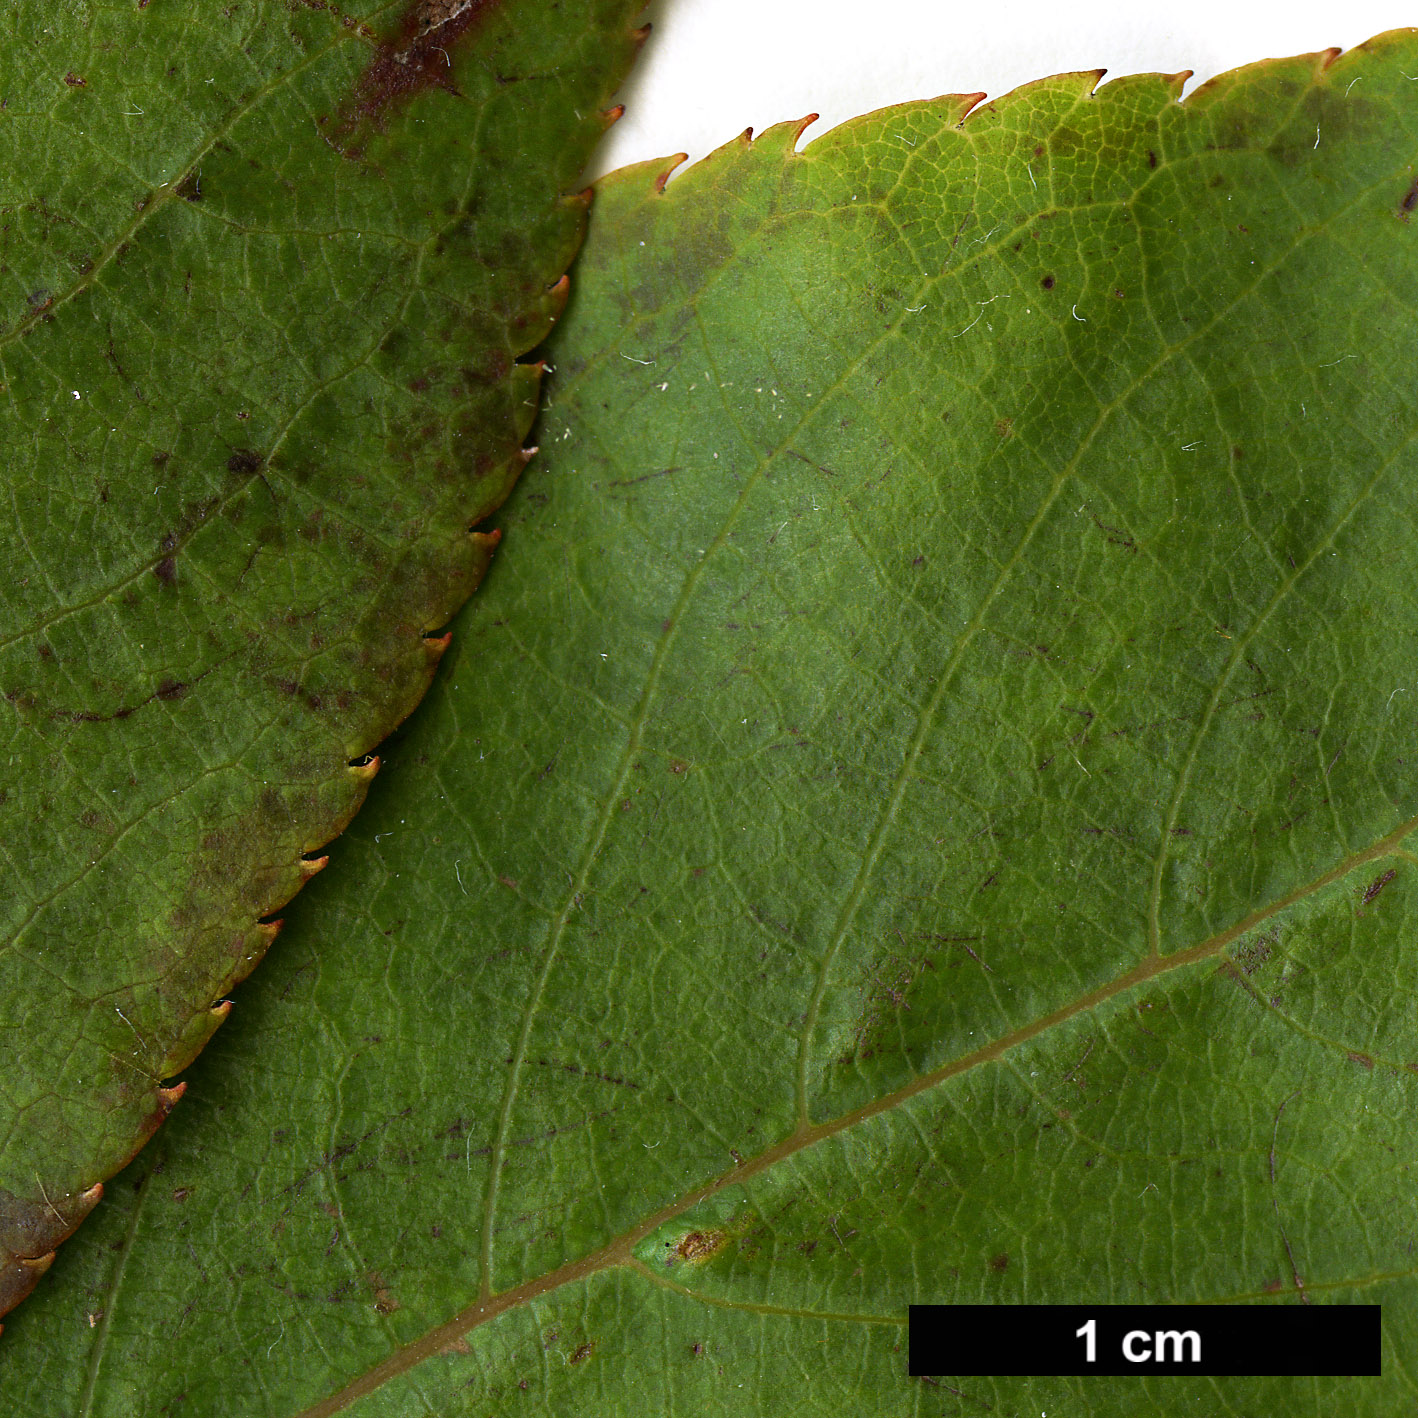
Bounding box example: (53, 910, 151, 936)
(0, 0, 646, 1312)
(7, 29, 1418, 1416)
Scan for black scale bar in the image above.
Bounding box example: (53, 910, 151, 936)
(909, 1304, 1382, 1377)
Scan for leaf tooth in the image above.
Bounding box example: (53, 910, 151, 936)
(652, 154, 688, 193)
(299, 854, 330, 882)
(348, 755, 381, 784)
(128, 1081, 187, 1154)
(750, 114, 819, 156)
(0, 1248, 54, 1329)
(423, 631, 453, 665)
(156, 1083, 186, 1115)
(543, 272, 571, 323)
(471, 527, 501, 553)
(158, 996, 235, 1077)
(600, 102, 626, 131)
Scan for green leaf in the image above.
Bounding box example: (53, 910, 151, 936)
(8, 28, 1418, 1415)
(0, 0, 645, 1314)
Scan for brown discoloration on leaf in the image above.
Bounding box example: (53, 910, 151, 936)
(335, 0, 501, 152)
(1232, 927, 1277, 975)
(1362, 867, 1396, 904)
(0, 1181, 102, 1317)
(671, 1229, 726, 1264)
(369, 1271, 400, 1314)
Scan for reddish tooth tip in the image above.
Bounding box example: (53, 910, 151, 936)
(301, 855, 329, 877)
(158, 1082, 187, 1110)
(211, 1000, 233, 1019)
(20, 1253, 54, 1274)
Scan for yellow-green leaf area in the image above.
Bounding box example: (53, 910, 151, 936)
(7, 29, 1418, 1418)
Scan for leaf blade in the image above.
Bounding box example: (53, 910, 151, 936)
(9, 28, 1418, 1416)
(0, 0, 647, 1316)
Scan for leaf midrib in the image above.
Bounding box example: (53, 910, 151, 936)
(297, 810, 1418, 1417)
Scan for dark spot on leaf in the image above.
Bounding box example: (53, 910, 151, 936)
(156, 678, 187, 701)
(1363, 868, 1396, 904)
(1040, 274, 1054, 290)
(1402, 179, 1418, 216)
(569, 1342, 594, 1365)
(226, 449, 263, 475)
(1232, 930, 1273, 975)
(989, 1252, 1009, 1272)
(1147, 148, 1158, 168)
(154, 556, 177, 585)
(63, 72, 87, 87)
(1088, 511, 1136, 552)
(1347, 1051, 1374, 1069)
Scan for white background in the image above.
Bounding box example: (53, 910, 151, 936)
(593, 0, 1417, 178)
